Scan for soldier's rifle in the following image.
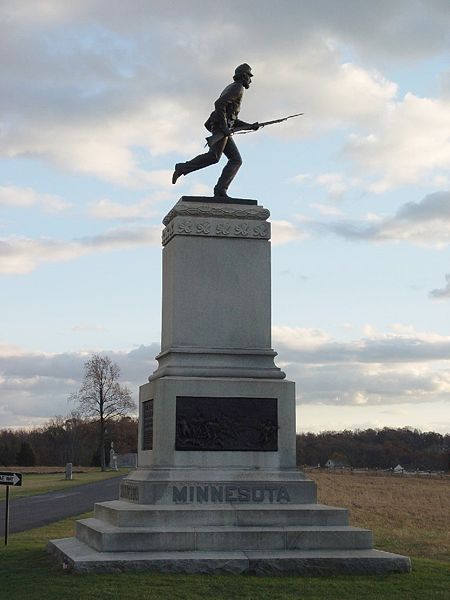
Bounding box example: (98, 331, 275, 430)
(205, 113, 303, 147)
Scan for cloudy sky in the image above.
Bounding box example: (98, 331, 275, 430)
(1, 0, 450, 434)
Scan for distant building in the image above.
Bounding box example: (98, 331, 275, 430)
(325, 458, 349, 469)
(393, 464, 405, 473)
(116, 453, 137, 468)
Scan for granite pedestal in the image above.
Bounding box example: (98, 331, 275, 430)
(48, 197, 411, 575)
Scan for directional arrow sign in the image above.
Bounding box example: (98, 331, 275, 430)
(0, 472, 22, 486)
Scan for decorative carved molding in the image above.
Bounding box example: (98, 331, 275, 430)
(178, 220, 193, 233)
(162, 221, 175, 245)
(196, 221, 211, 234)
(162, 217, 271, 245)
(215, 222, 231, 236)
(253, 223, 270, 237)
(235, 223, 249, 236)
(163, 201, 270, 226)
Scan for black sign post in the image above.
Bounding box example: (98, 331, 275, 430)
(0, 472, 23, 546)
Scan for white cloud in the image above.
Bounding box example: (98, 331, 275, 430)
(188, 182, 214, 197)
(249, 54, 397, 136)
(388, 323, 450, 343)
(0, 225, 161, 274)
(343, 94, 450, 192)
(315, 173, 352, 199)
(88, 194, 167, 221)
(273, 324, 450, 408)
(294, 172, 363, 201)
(2, 106, 197, 188)
(318, 191, 450, 247)
(291, 174, 310, 184)
(273, 326, 331, 350)
(88, 198, 152, 220)
(3, 323, 450, 428)
(271, 220, 307, 245)
(0, 343, 25, 357)
(296, 401, 450, 435)
(430, 273, 450, 299)
(275, 323, 450, 364)
(292, 361, 450, 407)
(0, 185, 70, 212)
(310, 203, 344, 217)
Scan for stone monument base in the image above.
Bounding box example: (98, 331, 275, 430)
(47, 467, 411, 575)
(48, 197, 410, 575)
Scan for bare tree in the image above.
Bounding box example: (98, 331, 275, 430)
(70, 354, 136, 471)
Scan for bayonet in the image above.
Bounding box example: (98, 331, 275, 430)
(206, 113, 304, 146)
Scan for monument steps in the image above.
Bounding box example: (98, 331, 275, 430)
(94, 501, 349, 527)
(48, 537, 410, 575)
(75, 517, 373, 553)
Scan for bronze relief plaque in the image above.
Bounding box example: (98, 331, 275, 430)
(142, 399, 153, 450)
(175, 396, 278, 451)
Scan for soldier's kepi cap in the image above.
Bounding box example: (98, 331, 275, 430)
(234, 63, 253, 77)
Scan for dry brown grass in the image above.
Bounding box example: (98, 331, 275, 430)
(308, 469, 450, 561)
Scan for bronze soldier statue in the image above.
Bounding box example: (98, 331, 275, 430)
(171, 63, 259, 198)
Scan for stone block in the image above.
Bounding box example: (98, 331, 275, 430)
(94, 501, 348, 529)
(234, 505, 348, 527)
(246, 549, 411, 576)
(285, 526, 373, 550)
(119, 467, 318, 506)
(74, 518, 373, 555)
(47, 539, 411, 575)
(159, 201, 273, 357)
(137, 379, 296, 469)
(47, 538, 250, 574)
(76, 519, 196, 553)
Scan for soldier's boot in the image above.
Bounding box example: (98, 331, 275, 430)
(172, 163, 186, 185)
(213, 186, 229, 198)
(214, 154, 242, 197)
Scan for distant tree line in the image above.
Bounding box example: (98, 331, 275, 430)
(1, 421, 448, 471)
(0, 415, 138, 467)
(296, 428, 449, 471)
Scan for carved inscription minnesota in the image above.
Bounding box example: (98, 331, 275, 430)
(172, 484, 291, 503)
(120, 483, 140, 502)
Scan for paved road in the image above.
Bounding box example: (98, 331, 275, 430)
(0, 474, 124, 535)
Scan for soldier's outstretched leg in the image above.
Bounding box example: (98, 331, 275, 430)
(213, 137, 242, 197)
(172, 137, 227, 184)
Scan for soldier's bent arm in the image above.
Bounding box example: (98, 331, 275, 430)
(214, 82, 244, 131)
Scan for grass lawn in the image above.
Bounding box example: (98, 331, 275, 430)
(0, 516, 448, 600)
(0, 469, 129, 500)
(0, 471, 448, 599)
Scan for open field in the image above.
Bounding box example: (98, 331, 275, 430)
(0, 468, 130, 500)
(308, 469, 450, 562)
(0, 470, 448, 599)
